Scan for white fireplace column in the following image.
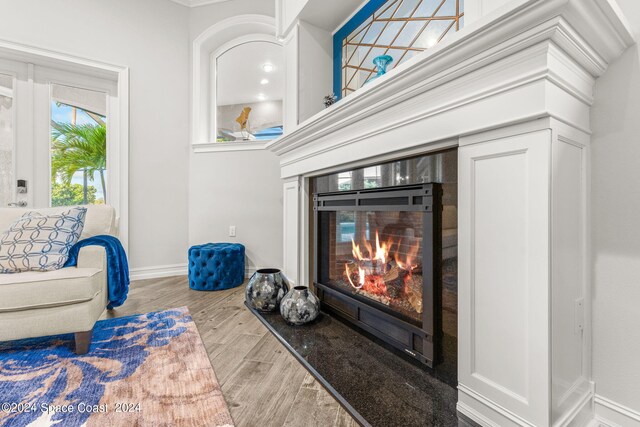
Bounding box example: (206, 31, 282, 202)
(457, 118, 592, 426)
(268, 0, 634, 425)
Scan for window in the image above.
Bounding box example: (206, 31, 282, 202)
(0, 44, 127, 248)
(335, 0, 464, 98)
(191, 15, 281, 151)
(215, 41, 284, 143)
(50, 83, 108, 207)
(338, 171, 353, 191)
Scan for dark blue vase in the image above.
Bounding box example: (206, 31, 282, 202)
(365, 55, 394, 85)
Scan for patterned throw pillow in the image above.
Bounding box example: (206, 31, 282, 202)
(0, 207, 87, 273)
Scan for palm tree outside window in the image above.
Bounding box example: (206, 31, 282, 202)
(50, 101, 107, 207)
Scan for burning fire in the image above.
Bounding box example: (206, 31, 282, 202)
(344, 231, 421, 309)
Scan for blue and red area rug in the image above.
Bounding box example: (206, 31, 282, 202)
(0, 307, 234, 427)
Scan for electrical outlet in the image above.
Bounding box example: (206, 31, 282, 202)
(229, 226, 236, 237)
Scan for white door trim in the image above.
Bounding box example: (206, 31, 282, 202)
(0, 39, 130, 251)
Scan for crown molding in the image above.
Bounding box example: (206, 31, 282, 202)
(266, 0, 634, 178)
(192, 141, 268, 153)
(169, 0, 233, 8)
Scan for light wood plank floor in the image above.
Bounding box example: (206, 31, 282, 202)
(104, 276, 358, 427)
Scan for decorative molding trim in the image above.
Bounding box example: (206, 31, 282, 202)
(594, 395, 640, 427)
(130, 264, 188, 281)
(457, 401, 501, 427)
(267, 0, 633, 178)
(130, 263, 255, 281)
(458, 384, 537, 427)
(168, 0, 233, 7)
(245, 266, 257, 279)
(554, 387, 594, 427)
(0, 86, 12, 97)
(193, 141, 267, 153)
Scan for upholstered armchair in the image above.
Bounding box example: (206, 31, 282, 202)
(0, 205, 117, 354)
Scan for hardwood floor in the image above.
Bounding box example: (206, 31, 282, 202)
(103, 276, 358, 427)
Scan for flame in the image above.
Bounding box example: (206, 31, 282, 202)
(394, 239, 419, 271)
(343, 227, 422, 314)
(345, 263, 365, 289)
(374, 232, 388, 263)
(351, 232, 390, 263)
(345, 230, 421, 296)
(351, 238, 364, 260)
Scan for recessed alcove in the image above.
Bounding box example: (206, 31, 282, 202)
(191, 14, 284, 152)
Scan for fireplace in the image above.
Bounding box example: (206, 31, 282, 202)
(312, 151, 457, 369)
(266, 1, 629, 422)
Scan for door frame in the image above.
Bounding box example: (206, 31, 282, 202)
(0, 39, 130, 251)
(0, 58, 27, 210)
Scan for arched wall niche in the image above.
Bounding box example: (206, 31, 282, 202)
(192, 14, 282, 152)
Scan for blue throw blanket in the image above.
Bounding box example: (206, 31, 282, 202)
(64, 235, 130, 309)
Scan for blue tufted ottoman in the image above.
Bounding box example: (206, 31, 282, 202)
(188, 243, 245, 291)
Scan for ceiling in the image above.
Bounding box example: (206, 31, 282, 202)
(299, 0, 366, 32)
(216, 41, 284, 106)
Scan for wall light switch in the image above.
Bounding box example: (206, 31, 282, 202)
(229, 226, 236, 237)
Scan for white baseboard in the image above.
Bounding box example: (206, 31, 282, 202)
(593, 395, 640, 427)
(130, 263, 188, 280)
(560, 386, 594, 427)
(245, 266, 256, 279)
(130, 263, 256, 281)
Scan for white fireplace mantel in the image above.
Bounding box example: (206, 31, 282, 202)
(268, 1, 635, 426)
(267, 0, 633, 178)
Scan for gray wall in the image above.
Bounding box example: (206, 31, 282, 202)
(591, 0, 640, 414)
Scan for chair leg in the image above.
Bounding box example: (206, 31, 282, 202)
(74, 330, 93, 355)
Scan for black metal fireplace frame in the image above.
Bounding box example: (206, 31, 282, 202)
(313, 183, 442, 367)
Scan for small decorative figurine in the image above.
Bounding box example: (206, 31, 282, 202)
(323, 93, 337, 108)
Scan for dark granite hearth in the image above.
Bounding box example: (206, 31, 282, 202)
(246, 304, 458, 427)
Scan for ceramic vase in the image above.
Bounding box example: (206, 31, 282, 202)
(279, 286, 320, 326)
(245, 268, 289, 312)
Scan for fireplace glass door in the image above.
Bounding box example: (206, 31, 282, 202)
(315, 184, 442, 365)
(322, 209, 425, 325)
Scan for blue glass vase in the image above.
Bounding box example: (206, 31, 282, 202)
(365, 55, 394, 85)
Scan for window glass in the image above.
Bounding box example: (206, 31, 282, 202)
(50, 84, 107, 206)
(216, 41, 284, 142)
(340, 0, 464, 97)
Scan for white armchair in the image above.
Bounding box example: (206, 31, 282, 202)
(0, 205, 117, 354)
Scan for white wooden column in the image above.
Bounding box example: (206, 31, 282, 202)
(283, 178, 300, 285)
(457, 119, 591, 426)
(282, 25, 299, 133)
